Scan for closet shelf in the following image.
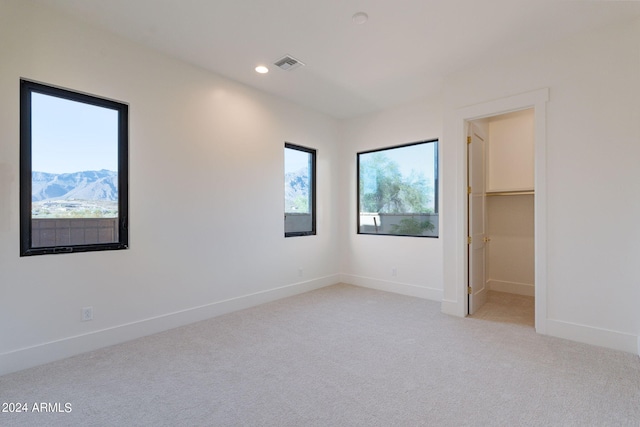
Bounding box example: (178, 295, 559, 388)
(486, 190, 534, 197)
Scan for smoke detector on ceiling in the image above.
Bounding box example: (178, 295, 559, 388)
(274, 55, 305, 71)
(352, 12, 368, 24)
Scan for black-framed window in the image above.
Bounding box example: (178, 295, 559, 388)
(284, 143, 316, 237)
(357, 139, 438, 237)
(20, 80, 129, 256)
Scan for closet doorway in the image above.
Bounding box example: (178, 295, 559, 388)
(467, 109, 535, 327)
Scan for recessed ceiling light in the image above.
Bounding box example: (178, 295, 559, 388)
(255, 65, 269, 74)
(352, 12, 368, 25)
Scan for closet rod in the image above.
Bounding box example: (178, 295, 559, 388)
(486, 190, 534, 197)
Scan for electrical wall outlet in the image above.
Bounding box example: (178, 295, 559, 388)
(391, 268, 397, 277)
(81, 306, 93, 322)
(298, 268, 303, 277)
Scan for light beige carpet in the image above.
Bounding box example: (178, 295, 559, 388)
(1, 283, 639, 426)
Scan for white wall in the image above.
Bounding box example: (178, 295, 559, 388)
(486, 195, 535, 296)
(0, 0, 341, 375)
(338, 97, 444, 300)
(442, 17, 640, 353)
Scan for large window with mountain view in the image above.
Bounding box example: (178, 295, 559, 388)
(284, 143, 316, 237)
(20, 80, 128, 256)
(358, 140, 438, 237)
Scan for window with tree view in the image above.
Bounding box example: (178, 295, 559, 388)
(20, 80, 128, 256)
(284, 143, 316, 237)
(358, 140, 438, 237)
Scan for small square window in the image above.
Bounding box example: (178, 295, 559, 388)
(357, 140, 438, 237)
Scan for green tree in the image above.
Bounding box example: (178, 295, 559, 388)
(359, 153, 432, 214)
(291, 195, 309, 213)
(390, 217, 435, 235)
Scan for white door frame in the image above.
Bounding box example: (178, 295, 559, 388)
(441, 88, 549, 334)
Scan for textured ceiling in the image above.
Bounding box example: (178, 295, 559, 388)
(38, 0, 640, 118)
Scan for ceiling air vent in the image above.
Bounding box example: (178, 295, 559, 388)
(274, 55, 305, 71)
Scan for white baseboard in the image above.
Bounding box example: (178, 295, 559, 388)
(340, 274, 443, 302)
(0, 275, 339, 377)
(470, 285, 488, 314)
(546, 319, 639, 355)
(487, 279, 534, 297)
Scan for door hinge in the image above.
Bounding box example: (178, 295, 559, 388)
(467, 136, 471, 144)
(467, 286, 472, 295)
(467, 236, 472, 244)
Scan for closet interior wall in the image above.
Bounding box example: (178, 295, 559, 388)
(485, 109, 535, 297)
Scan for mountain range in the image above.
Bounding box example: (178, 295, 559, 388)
(32, 170, 118, 202)
(285, 168, 310, 212)
(33, 168, 302, 206)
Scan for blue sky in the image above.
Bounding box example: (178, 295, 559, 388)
(284, 146, 311, 174)
(363, 142, 437, 183)
(31, 92, 119, 174)
(388, 142, 436, 181)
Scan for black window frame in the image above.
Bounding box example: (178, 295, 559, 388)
(357, 139, 439, 238)
(284, 142, 316, 237)
(19, 79, 129, 256)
